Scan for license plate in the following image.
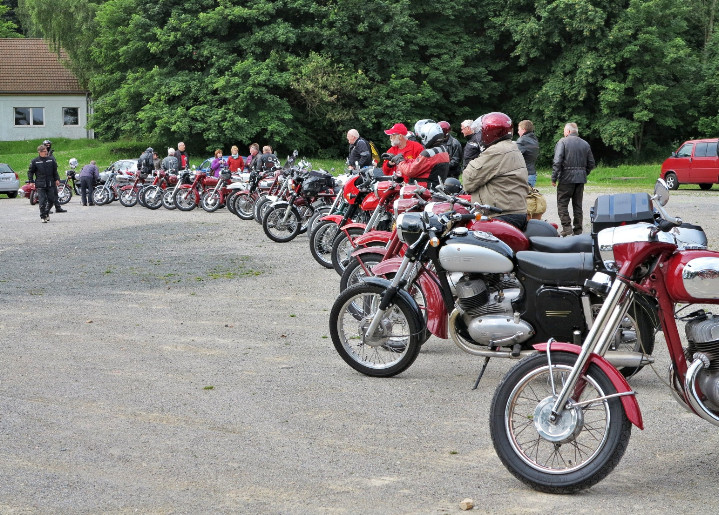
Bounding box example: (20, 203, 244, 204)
(0, 176, 10, 181)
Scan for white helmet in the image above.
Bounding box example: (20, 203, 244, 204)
(418, 122, 445, 148)
(69, 158, 78, 168)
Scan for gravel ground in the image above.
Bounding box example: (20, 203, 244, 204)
(2, 186, 719, 513)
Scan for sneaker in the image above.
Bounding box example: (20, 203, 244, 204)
(41, 217, 47, 223)
(55, 208, 67, 213)
(46, 215, 50, 222)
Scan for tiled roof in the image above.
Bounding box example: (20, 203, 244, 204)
(0, 38, 86, 94)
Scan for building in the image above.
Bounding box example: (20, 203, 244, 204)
(0, 38, 93, 141)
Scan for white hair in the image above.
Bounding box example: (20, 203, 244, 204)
(168, 147, 175, 156)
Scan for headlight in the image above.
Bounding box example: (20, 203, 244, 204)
(396, 213, 425, 245)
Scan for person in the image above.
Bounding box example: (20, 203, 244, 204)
(380, 123, 424, 175)
(78, 160, 99, 206)
(461, 119, 482, 168)
(176, 141, 190, 170)
(439, 121, 463, 179)
(153, 151, 161, 170)
(137, 147, 154, 175)
(346, 129, 372, 169)
(253, 145, 278, 173)
(227, 145, 244, 172)
(462, 112, 530, 230)
(394, 121, 449, 188)
(28, 144, 60, 222)
(210, 149, 224, 177)
(551, 122, 596, 236)
(516, 120, 539, 187)
(162, 148, 179, 172)
(43, 139, 67, 214)
(245, 143, 260, 171)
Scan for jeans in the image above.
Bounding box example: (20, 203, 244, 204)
(80, 176, 94, 205)
(527, 174, 537, 187)
(556, 182, 584, 234)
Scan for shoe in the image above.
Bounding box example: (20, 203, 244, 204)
(82, 203, 88, 206)
(89, 203, 94, 206)
(46, 215, 50, 222)
(560, 229, 573, 237)
(55, 208, 67, 213)
(573, 229, 583, 235)
(41, 216, 47, 223)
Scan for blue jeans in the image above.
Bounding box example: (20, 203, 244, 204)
(527, 174, 537, 187)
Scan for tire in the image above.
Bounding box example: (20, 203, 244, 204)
(234, 193, 256, 220)
(174, 187, 197, 211)
(262, 204, 302, 242)
(56, 183, 72, 204)
(665, 172, 679, 190)
(201, 191, 222, 212)
(254, 195, 272, 224)
(162, 188, 176, 210)
(73, 182, 81, 196)
(225, 191, 238, 215)
(306, 205, 331, 233)
(30, 190, 38, 205)
(309, 220, 339, 268)
(142, 186, 163, 210)
(119, 186, 138, 207)
(93, 186, 110, 206)
(329, 282, 423, 377)
(340, 252, 384, 291)
(489, 351, 632, 494)
(599, 300, 655, 378)
(331, 227, 365, 275)
(7, 191, 18, 198)
(700, 183, 712, 190)
(137, 185, 148, 207)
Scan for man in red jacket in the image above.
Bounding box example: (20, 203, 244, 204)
(381, 123, 424, 175)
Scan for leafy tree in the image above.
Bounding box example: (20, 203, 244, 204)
(0, 0, 22, 37)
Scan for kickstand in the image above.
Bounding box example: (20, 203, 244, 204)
(472, 357, 491, 390)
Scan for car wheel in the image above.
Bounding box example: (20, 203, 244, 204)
(665, 172, 679, 190)
(7, 191, 18, 198)
(699, 183, 712, 190)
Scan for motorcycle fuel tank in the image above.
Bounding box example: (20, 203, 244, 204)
(666, 250, 719, 302)
(439, 228, 514, 273)
(468, 218, 530, 253)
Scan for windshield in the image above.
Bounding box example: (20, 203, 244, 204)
(0, 163, 14, 174)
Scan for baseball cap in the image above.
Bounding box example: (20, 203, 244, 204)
(384, 123, 408, 136)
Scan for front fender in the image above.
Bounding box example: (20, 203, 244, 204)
(354, 230, 392, 247)
(533, 342, 644, 430)
(360, 277, 424, 333)
(321, 214, 344, 225)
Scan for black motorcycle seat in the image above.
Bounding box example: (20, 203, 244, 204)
(529, 233, 593, 253)
(516, 251, 595, 286)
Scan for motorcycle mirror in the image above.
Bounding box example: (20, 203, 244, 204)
(654, 179, 670, 206)
(293, 149, 299, 157)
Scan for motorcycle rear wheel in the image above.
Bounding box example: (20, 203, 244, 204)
(234, 193, 256, 220)
(162, 188, 176, 210)
(56, 183, 72, 204)
(329, 282, 423, 377)
(263, 204, 302, 242)
(30, 190, 38, 205)
(225, 191, 238, 215)
(309, 220, 339, 268)
(489, 351, 632, 494)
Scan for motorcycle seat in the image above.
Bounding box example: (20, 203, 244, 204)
(516, 251, 595, 286)
(529, 233, 593, 253)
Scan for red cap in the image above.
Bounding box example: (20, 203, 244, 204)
(384, 123, 408, 136)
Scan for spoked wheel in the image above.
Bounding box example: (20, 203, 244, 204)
(93, 186, 110, 206)
(142, 186, 163, 210)
(489, 351, 632, 494)
(595, 301, 655, 378)
(56, 183, 72, 204)
(119, 187, 138, 207)
(262, 204, 302, 242)
(174, 188, 197, 211)
(254, 195, 272, 224)
(340, 252, 384, 291)
(309, 220, 339, 268)
(296, 204, 314, 235)
(234, 193, 256, 220)
(162, 188, 176, 210)
(329, 282, 423, 377)
(137, 186, 148, 207)
(306, 205, 331, 234)
(201, 191, 222, 212)
(225, 191, 238, 215)
(331, 227, 365, 275)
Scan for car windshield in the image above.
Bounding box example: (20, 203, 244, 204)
(0, 163, 14, 174)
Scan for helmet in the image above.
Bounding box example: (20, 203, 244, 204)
(69, 158, 78, 168)
(438, 121, 451, 135)
(413, 119, 435, 137)
(418, 122, 445, 148)
(43, 139, 52, 147)
(145, 147, 153, 154)
(480, 112, 513, 148)
(443, 177, 462, 194)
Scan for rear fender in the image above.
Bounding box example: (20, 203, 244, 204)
(533, 342, 643, 430)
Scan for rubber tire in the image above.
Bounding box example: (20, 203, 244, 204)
(7, 191, 18, 198)
(234, 193, 256, 220)
(489, 351, 632, 494)
(174, 187, 197, 211)
(306, 205, 331, 234)
(56, 183, 72, 204)
(162, 188, 176, 210)
(331, 227, 365, 275)
(329, 282, 423, 377)
(262, 204, 302, 243)
(339, 252, 384, 291)
(309, 220, 339, 268)
(665, 172, 679, 190)
(225, 191, 238, 215)
(30, 190, 38, 205)
(119, 187, 138, 207)
(137, 185, 148, 207)
(93, 186, 109, 206)
(142, 186, 163, 210)
(254, 195, 272, 224)
(700, 183, 712, 190)
(201, 191, 222, 212)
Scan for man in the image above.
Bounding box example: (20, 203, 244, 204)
(245, 143, 260, 171)
(395, 121, 449, 188)
(380, 123, 424, 175)
(346, 129, 372, 169)
(162, 148, 179, 172)
(253, 145, 278, 173)
(28, 144, 60, 222)
(137, 147, 154, 176)
(461, 119, 482, 168)
(438, 121, 462, 179)
(176, 142, 190, 170)
(551, 122, 596, 236)
(43, 139, 67, 213)
(462, 112, 530, 230)
(78, 160, 99, 206)
(516, 120, 540, 187)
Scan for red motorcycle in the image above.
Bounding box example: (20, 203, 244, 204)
(201, 168, 234, 212)
(19, 181, 38, 205)
(173, 171, 215, 211)
(118, 170, 149, 207)
(139, 170, 177, 210)
(488, 178, 719, 493)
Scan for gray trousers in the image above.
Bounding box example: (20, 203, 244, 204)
(557, 182, 584, 234)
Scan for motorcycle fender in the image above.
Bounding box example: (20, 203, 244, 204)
(271, 200, 290, 209)
(372, 258, 448, 339)
(533, 342, 644, 430)
(361, 277, 424, 332)
(120, 184, 133, 191)
(351, 246, 387, 259)
(178, 184, 199, 202)
(354, 230, 392, 247)
(321, 214, 344, 225)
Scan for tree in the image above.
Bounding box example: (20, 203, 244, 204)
(0, 0, 22, 37)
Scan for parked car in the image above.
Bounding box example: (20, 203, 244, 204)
(0, 163, 20, 198)
(660, 138, 719, 190)
(100, 159, 138, 183)
(197, 156, 230, 174)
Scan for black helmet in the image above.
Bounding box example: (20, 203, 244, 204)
(444, 177, 462, 194)
(43, 139, 52, 147)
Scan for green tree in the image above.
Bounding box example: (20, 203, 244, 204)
(0, 0, 22, 37)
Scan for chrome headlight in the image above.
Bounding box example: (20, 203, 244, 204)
(396, 213, 425, 245)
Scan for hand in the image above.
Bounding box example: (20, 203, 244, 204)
(551, 182, 556, 187)
(390, 154, 404, 165)
(380, 153, 393, 162)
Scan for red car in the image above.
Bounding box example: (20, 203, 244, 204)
(660, 138, 719, 190)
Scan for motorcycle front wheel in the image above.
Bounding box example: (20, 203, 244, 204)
(331, 227, 365, 275)
(339, 252, 384, 291)
(119, 186, 138, 207)
(93, 186, 110, 206)
(201, 191, 222, 212)
(162, 188, 176, 210)
(329, 282, 422, 377)
(263, 204, 301, 242)
(56, 183, 72, 204)
(174, 188, 197, 211)
(489, 351, 632, 494)
(309, 220, 339, 268)
(142, 186, 163, 210)
(234, 192, 256, 220)
(30, 190, 38, 205)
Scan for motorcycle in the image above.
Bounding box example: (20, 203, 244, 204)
(139, 169, 177, 210)
(201, 167, 234, 213)
(118, 170, 150, 207)
(19, 181, 38, 205)
(56, 162, 80, 204)
(163, 169, 191, 210)
(93, 172, 120, 205)
(487, 178, 719, 493)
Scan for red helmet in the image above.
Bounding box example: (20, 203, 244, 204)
(480, 112, 513, 148)
(438, 121, 451, 135)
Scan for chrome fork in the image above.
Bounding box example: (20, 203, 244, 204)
(362, 254, 413, 337)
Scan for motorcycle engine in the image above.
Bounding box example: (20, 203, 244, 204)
(454, 273, 533, 346)
(685, 312, 719, 410)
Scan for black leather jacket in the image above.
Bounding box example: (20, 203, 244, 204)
(462, 132, 482, 168)
(445, 135, 463, 177)
(551, 134, 596, 184)
(348, 138, 372, 168)
(516, 132, 539, 176)
(28, 156, 59, 188)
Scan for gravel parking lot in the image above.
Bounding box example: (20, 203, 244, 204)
(2, 186, 719, 513)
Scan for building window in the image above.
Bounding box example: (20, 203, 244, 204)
(14, 107, 44, 126)
(63, 107, 79, 126)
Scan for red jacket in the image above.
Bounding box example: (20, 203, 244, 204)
(396, 147, 450, 184)
(227, 155, 244, 172)
(382, 140, 424, 174)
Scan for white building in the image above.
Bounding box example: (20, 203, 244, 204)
(0, 38, 93, 141)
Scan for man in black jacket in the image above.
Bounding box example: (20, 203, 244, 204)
(551, 122, 596, 236)
(439, 121, 462, 178)
(346, 129, 372, 169)
(28, 144, 60, 222)
(461, 119, 482, 168)
(516, 120, 539, 187)
(43, 139, 67, 214)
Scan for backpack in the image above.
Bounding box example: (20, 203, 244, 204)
(526, 187, 547, 218)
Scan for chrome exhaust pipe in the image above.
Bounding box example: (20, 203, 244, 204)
(603, 351, 654, 368)
(684, 353, 719, 427)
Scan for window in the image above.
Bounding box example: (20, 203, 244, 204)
(708, 142, 718, 158)
(676, 143, 693, 157)
(14, 107, 44, 126)
(63, 107, 79, 126)
(695, 143, 708, 157)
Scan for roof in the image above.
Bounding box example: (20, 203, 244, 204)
(0, 38, 86, 94)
